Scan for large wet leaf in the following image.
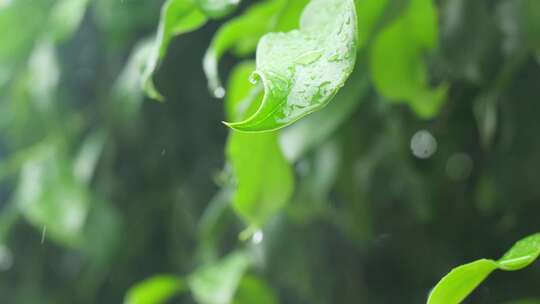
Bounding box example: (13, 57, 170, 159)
(428, 233, 540, 304)
(371, 0, 447, 118)
(225, 0, 358, 132)
(203, 0, 309, 97)
(225, 62, 294, 227)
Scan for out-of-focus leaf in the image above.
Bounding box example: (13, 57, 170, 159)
(225, 62, 294, 227)
(196, 0, 240, 19)
(232, 275, 277, 304)
(73, 129, 107, 185)
(111, 39, 154, 123)
(15, 146, 90, 247)
(0, 0, 54, 67)
(203, 0, 308, 97)
(48, 0, 90, 42)
(355, 0, 389, 48)
(225, 0, 358, 132)
(428, 233, 540, 304)
(188, 251, 250, 304)
(143, 0, 208, 100)
(280, 68, 369, 161)
(371, 0, 447, 118)
(27, 40, 59, 110)
(124, 275, 185, 304)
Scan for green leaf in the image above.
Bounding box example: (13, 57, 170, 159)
(142, 0, 208, 101)
(427, 259, 498, 304)
(370, 0, 447, 119)
(228, 131, 294, 227)
(188, 252, 250, 304)
(498, 233, 540, 270)
(196, 0, 241, 19)
(225, 62, 294, 227)
(203, 0, 309, 97)
(124, 275, 185, 304)
(427, 233, 540, 304)
(232, 275, 278, 304)
(225, 0, 358, 132)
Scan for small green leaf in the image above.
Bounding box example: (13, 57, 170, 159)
(124, 275, 185, 304)
(188, 252, 250, 304)
(142, 0, 208, 100)
(498, 233, 540, 270)
(226, 0, 358, 132)
(371, 0, 446, 119)
(225, 62, 294, 227)
(427, 233, 540, 304)
(427, 259, 498, 304)
(203, 0, 308, 97)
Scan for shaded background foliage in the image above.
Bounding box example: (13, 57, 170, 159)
(0, 0, 539, 303)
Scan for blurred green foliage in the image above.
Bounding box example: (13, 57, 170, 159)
(1, 0, 540, 303)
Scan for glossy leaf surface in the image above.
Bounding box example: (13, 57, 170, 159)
(203, 0, 309, 97)
(226, 0, 358, 132)
(428, 233, 540, 304)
